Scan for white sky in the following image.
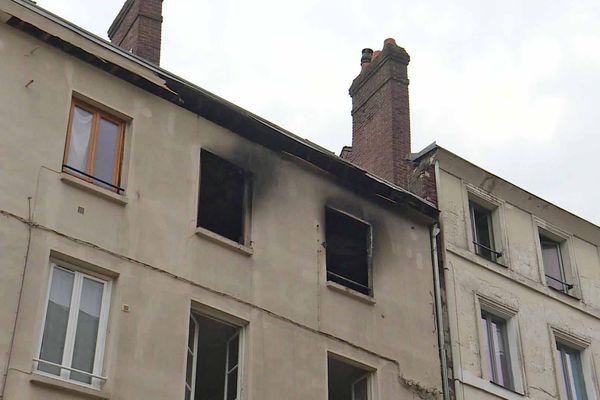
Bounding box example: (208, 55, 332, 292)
(37, 0, 600, 225)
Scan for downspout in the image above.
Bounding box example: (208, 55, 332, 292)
(432, 222, 450, 400)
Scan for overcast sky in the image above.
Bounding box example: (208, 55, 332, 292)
(37, 0, 600, 225)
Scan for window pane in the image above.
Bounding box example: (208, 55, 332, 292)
(93, 118, 120, 187)
(39, 268, 74, 376)
(542, 240, 564, 291)
(471, 204, 494, 260)
(227, 335, 239, 370)
(70, 278, 104, 384)
(491, 319, 511, 387)
(226, 369, 238, 400)
(352, 376, 369, 400)
(559, 345, 588, 400)
(66, 106, 93, 173)
(480, 315, 493, 378)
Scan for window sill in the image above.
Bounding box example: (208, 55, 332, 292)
(30, 373, 110, 399)
(548, 285, 582, 301)
(60, 173, 128, 206)
(326, 281, 375, 305)
(195, 227, 253, 256)
(461, 371, 524, 400)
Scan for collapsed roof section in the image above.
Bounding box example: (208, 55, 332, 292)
(1, 0, 437, 222)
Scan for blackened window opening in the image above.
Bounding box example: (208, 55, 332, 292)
(198, 150, 247, 244)
(325, 208, 371, 295)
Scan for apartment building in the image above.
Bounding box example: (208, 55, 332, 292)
(0, 1, 444, 399)
(345, 40, 600, 400)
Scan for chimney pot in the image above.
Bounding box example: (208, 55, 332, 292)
(361, 48, 373, 65)
(384, 38, 397, 46)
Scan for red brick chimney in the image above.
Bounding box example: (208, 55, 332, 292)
(345, 38, 412, 189)
(108, 0, 163, 65)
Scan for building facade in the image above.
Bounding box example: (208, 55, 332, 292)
(0, 1, 444, 399)
(344, 35, 600, 400)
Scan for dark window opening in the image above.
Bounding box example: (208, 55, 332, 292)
(198, 150, 248, 244)
(328, 356, 370, 400)
(185, 313, 241, 400)
(325, 208, 371, 296)
(470, 201, 499, 262)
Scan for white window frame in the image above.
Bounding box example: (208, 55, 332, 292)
(185, 310, 245, 400)
(550, 326, 599, 400)
(327, 352, 377, 400)
(463, 185, 510, 267)
(475, 295, 526, 394)
(34, 262, 112, 389)
(533, 218, 582, 299)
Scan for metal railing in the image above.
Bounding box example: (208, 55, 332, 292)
(473, 241, 503, 258)
(327, 271, 371, 295)
(33, 358, 107, 382)
(63, 164, 124, 194)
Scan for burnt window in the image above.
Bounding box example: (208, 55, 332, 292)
(197, 150, 249, 244)
(325, 208, 371, 296)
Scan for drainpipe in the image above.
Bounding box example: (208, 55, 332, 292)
(432, 222, 450, 400)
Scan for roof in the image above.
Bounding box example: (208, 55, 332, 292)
(412, 143, 600, 241)
(2, 0, 438, 221)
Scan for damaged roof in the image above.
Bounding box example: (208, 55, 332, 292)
(2, 0, 438, 221)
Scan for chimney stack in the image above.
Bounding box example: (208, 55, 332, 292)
(108, 0, 163, 65)
(345, 38, 412, 189)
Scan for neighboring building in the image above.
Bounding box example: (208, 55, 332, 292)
(344, 39, 600, 400)
(0, 1, 444, 400)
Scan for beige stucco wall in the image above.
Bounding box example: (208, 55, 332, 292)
(0, 13, 441, 400)
(437, 151, 600, 400)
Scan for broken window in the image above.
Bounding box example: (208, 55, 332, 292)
(469, 201, 501, 262)
(197, 150, 249, 244)
(185, 312, 242, 400)
(327, 355, 371, 400)
(325, 208, 371, 296)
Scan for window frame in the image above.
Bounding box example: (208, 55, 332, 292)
(475, 295, 526, 394)
(35, 262, 112, 389)
(324, 206, 373, 297)
(63, 99, 126, 193)
(185, 308, 246, 400)
(550, 327, 599, 400)
(464, 186, 508, 266)
(326, 352, 376, 400)
(534, 219, 581, 299)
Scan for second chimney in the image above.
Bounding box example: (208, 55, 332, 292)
(347, 38, 412, 189)
(108, 0, 163, 65)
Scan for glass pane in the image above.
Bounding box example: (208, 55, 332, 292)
(185, 387, 191, 400)
(70, 278, 104, 384)
(542, 240, 565, 291)
(352, 376, 368, 400)
(186, 351, 194, 386)
(188, 317, 195, 351)
(39, 268, 74, 376)
(66, 106, 93, 174)
(480, 315, 493, 379)
(93, 118, 120, 188)
(491, 319, 511, 387)
(226, 369, 238, 400)
(227, 335, 239, 370)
